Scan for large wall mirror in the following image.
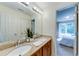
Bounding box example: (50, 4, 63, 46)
(0, 2, 43, 44)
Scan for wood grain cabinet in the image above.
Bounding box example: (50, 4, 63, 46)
(43, 40, 51, 56)
(31, 40, 51, 56)
(31, 48, 42, 56)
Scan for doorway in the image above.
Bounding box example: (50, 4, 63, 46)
(56, 5, 77, 56)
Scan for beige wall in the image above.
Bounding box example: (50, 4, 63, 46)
(0, 4, 31, 42)
(42, 9, 56, 55)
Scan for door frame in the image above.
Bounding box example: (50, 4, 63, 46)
(55, 4, 77, 56)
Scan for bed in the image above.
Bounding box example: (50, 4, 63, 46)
(59, 35, 75, 48)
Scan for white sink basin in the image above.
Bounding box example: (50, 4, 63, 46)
(33, 37, 47, 46)
(7, 45, 32, 56)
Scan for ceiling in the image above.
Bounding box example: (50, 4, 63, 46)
(0, 2, 77, 16)
(0, 2, 35, 16)
(35, 2, 76, 11)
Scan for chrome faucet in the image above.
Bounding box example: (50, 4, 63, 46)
(16, 40, 21, 47)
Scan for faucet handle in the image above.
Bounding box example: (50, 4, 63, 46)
(16, 40, 21, 47)
(18, 40, 21, 44)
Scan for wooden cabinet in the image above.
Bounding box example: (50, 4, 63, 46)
(31, 40, 51, 56)
(43, 40, 51, 56)
(32, 48, 42, 56)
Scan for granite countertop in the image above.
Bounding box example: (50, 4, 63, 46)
(0, 36, 52, 56)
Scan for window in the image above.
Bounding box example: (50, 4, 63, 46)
(67, 22, 75, 34)
(58, 21, 75, 35)
(59, 23, 66, 33)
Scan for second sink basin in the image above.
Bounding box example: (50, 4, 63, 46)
(32, 37, 47, 46)
(7, 45, 32, 56)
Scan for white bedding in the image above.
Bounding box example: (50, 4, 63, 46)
(59, 38, 74, 48)
(58, 35, 75, 48)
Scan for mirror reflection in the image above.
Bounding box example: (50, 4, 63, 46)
(0, 2, 43, 43)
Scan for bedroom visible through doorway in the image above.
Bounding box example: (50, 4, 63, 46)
(56, 5, 76, 56)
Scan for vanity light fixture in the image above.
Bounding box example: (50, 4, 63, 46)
(21, 2, 30, 6)
(18, 2, 43, 14)
(32, 6, 42, 14)
(18, 2, 30, 7)
(25, 2, 30, 5)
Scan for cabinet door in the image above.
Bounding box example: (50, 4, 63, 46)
(47, 40, 51, 56)
(43, 40, 51, 56)
(43, 43, 48, 56)
(32, 48, 42, 56)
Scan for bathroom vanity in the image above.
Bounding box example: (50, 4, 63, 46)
(31, 40, 51, 56)
(0, 36, 52, 56)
